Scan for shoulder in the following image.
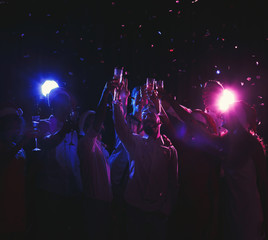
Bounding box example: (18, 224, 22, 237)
(39, 116, 53, 135)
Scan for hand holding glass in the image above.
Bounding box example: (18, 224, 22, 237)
(113, 67, 124, 101)
(156, 80, 164, 91)
(32, 115, 41, 151)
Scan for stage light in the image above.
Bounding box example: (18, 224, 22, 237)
(218, 89, 236, 112)
(41, 80, 59, 96)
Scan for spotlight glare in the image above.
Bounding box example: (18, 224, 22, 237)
(41, 80, 59, 96)
(218, 89, 236, 112)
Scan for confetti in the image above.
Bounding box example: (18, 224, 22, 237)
(0, 0, 267, 141)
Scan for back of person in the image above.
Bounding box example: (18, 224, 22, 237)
(221, 131, 264, 240)
(125, 134, 178, 216)
(219, 101, 268, 240)
(174, 143, 221, 240)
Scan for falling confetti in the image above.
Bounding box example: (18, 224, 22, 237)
(0, 0, 267, 145)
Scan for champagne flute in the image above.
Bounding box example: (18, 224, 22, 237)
(156, 80, 164, 91)
(156, 80, 164, 114)
(113, 67, 124, 101)
(69, 110, 77, 146)
(146, 78, 155, 93)
(32, 115, 41, 151)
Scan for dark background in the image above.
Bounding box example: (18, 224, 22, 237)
(0, 0, 267, 146)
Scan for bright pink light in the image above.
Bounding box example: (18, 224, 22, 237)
(218, 89, 236, 112)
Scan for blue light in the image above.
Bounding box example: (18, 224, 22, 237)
(41, 80, 59, 96)
(216, 70, 221, 75)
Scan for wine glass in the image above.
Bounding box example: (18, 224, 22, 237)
(32, 115, 41, 151)
(113, 67, 124, 101)
(155, 80, 164, 114)
(156, 80, 164, 91)
(69, 110, 77, 146)
(146, 78, 155, 93)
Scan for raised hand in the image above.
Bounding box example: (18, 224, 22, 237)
(119, 78, 130, 100)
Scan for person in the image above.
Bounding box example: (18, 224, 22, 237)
(158, 91, 222, 240)
(219, 100, 268, 240)
(0, 104, 30, 240)
(78, 82, 114, 240)
(109, 83, 148, 239)
(113, 98, 179, 240)
(162, 97, 268, 240)
(34, 87, 83, 240)
(175, 109, 221, 240)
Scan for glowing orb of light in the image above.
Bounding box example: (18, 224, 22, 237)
(218, 89, 236, 112)
(41, 80, 59, 97)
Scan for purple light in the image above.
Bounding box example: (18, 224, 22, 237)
(217, 89, 236, 112)
(216, 70, 220, 74)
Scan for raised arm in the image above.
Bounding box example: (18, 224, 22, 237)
(40, 120, 72, 149)
(160, 91, 192, 124)
(113, 101, 136, 153)
(91, 82, 115, 134)
(159, 90, 221, 151)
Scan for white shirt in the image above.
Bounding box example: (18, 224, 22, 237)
(113, 103, 179, 216)
(78, 128, 112, 202)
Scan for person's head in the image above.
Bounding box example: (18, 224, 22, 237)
(191, 109, 217, 134)
(223, 100, 257, 133)
(131, 86, 140, 112)
(202, 80, 224, 113)
(0, 106, 25, 144)
(79, 110, 104, 140)
(131, 86, 148, 119)
(141, 104, 161, 138)
(48, 87, 73, 122)
(79, 110, 96, 136)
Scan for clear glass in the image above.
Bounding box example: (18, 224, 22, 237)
(146, 78, 155, 92)
(113, 67, 124, 101)
(156, 80, 164, 91)
(69, 110, 76, 146)
(32, 115, 41, 151)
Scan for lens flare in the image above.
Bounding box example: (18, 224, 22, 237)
(218, 89, 236, 112)
(41, 80, 59, 96)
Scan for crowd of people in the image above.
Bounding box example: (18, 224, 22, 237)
(0, 73, 268, 240)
